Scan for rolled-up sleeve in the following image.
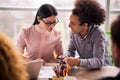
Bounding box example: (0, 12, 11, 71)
(54, 31, 64, 56)
(16, 28, 26, 54)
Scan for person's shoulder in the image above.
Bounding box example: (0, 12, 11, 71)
(21, 25, 34, 33)
(94, 25, 105, 34)
(92, 25, 106, 37)
(21, 25, 34, 31)
(89, 25, 107, 40)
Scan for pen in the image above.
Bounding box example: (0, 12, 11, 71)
(53, 66, 60, 78)
(66, 64, 70, 76)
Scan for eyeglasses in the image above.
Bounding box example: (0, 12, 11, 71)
(41, 18, 59, 26)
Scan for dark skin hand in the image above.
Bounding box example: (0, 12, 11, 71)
(63, 57, 80, 67)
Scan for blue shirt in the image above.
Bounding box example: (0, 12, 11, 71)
(66, 25, 112, 69)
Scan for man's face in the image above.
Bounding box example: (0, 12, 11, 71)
(69, 14, 85, 34)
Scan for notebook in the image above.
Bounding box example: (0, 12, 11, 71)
(39, 66, 56, 78)
(23, 60, 43, 80)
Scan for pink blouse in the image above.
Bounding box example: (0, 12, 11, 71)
(16, 25, 63, 62)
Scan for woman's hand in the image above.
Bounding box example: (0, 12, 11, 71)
(35, 58, 46, 65)
(58, 55, 67, 58)
(21, 57, 32, 63)
(63, 57, 80, 67)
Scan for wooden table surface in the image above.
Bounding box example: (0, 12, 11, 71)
(45, 63, 120, 80)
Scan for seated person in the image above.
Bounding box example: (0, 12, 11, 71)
(97, 15, 120, 80)
(63, 0, 112, 69)
(16, 4, 63, 63)
(0, 32, 28, 80)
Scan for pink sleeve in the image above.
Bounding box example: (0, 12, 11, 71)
(54, 32, 63, 56)
(16, 28, 26, 53)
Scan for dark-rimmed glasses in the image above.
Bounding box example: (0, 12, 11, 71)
(41, 18, 59, 26)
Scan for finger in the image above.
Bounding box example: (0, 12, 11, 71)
(63, 58, 68, 64)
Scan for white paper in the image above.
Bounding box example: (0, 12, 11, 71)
(39, 66, 56, 78)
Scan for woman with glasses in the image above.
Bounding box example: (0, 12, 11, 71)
(16, 4, 63, 62)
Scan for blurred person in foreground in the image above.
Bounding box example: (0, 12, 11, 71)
(0, 32, 28, 80)
(16, 4, 63, 63)
(97, 15, 120, 80)
(63, 0, 112, 69)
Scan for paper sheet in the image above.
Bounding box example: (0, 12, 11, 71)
(39, 66, 56, 78)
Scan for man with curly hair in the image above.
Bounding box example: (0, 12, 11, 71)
(64, 0, 112, 69)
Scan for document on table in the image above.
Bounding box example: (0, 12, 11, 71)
(39, 66, 56, 78)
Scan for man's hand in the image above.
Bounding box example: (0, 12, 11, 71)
(63, 57, 80, 67)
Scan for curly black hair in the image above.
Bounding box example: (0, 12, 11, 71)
(111, 15, 120, 48)
(72, 0, 105, 26)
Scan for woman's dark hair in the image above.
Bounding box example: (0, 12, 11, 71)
(33, 4, 57, 25)
(111, 15, 120, 48)
(72, 0, 105, 26)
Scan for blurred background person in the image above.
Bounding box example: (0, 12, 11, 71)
(0, 32, 28, 80)
(97, 15, 120, 80)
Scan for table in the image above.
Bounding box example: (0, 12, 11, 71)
(44, 63, 120, 80)
(71, 66, 119, 80)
